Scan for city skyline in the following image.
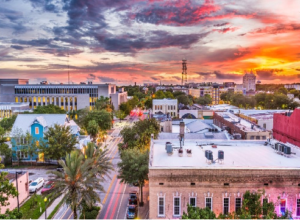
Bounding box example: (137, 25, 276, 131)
(1, 0, 300, 85)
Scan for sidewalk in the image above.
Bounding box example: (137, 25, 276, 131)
(138, 182, 149, 219)
(39, 194, 64, 219)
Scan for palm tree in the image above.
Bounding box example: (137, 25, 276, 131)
(82, 142, 114, 179)
(48, 150, 109, 219)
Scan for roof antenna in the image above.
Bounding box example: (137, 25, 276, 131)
(68, 52, 70, 84)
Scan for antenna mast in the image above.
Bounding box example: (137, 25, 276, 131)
(68, 52, 70, 84)
(182, 59, 187, 85)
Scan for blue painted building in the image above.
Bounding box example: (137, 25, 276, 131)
(10, 114, 81, 162)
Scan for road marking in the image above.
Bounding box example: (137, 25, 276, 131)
(116, 183, 127, 219)
(103, 179, 121, 219)
(109, 182, 124, 219)
(59, 204, 70, 219)
(124, 207, 128, 219)
(102, 174, 117, 205)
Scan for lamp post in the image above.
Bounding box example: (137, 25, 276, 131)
(15, 171, 22, 212)
(44, 197, 48, 219)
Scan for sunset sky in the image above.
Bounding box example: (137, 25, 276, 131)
(1, 0, 300, 85)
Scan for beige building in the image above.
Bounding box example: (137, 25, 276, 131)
(149, 139, 300, 219)
(243, 72, 256, 92)
(153, 99, 178, 117)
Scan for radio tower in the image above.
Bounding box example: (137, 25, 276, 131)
(67, 52, 70, 84)
(182, 59, 187, 85)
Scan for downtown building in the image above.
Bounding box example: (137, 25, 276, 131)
(148, 138, 300, 219)
(243, 71, 256, 93)
(0, 79, 127, 111)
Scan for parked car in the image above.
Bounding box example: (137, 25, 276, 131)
(41, 181, 55, 194)
(29, 177, 44, 193)
(126, 205, 137, 219)
(128, 191, 138, 205)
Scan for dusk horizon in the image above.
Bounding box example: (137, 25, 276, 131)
(1, 0, 300, 85)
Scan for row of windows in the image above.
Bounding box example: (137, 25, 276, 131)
(154, 105, 176, 110)
(157, 197, 300, 217)
(250, 135, 267, 140)
(15, 88, 98, 96)
(16, 96, 78, 104)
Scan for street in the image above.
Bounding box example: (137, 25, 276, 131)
(53, 115, 149, 219)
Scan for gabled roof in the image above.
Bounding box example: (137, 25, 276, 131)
(11, 114, 79, 136)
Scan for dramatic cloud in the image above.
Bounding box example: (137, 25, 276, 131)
(98, 76, 116, 82)
(249, 23, 300, 35)
(10, 45, 24, 50)
(196, 71, 241, 80)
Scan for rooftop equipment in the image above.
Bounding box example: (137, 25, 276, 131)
(218, 150, 224, 160)
(166, 143, 173, 155)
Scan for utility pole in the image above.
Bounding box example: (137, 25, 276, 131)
(182, 59, 187, 85)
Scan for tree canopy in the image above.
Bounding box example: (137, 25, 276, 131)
(182, 205, 216, 219)
(0, 115, 17, 132)
(30, 104, 66, 114)
(118, 149, 149, 205)
(0, 164, 18, 209)
(120, 118, 160, 150)
(39, 124, 78, 160)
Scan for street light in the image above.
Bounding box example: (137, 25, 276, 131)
(15, 171, 22, 212)
(44, 197, 48, 219)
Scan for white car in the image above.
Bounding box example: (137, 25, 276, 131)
(29, 177, 44, 193)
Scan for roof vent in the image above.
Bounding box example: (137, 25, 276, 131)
(166, 143, 173, 156)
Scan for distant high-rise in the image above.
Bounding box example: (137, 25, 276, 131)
(243, 71, 256, 92)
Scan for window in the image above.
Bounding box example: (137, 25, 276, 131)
(250, 136, 254, 140)
(297, 199, 300, 216)
(280, 199, 286, 215)
(256, 136, 260, 140)
(223, 198, 229, 215)
(190, 197, 196, 207)
(174, 197, 180, 216)
(17, 151, 28, 159)
(35, 127, 39, 134)
(263, 123, 266, 129)
(262, 136, 266, 140)
(235, 198, 241, 213)
(205, 197, 212, 210)
(158, 197, 165, 216)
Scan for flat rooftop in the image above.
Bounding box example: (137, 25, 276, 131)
(150, 140, 300, 169)
(216, 112, 265, 132)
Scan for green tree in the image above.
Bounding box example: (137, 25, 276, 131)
(95, 96, 112, 112)
(164, 91, 174, 99)
(182, 205, 216, 219)
(0, 164, 18, 211)
(177, 94, 190, 105)
(154, 90, 166, 99)
(0, 208, 22, 219)
(82, 110, 112, 131)
(48, 151, 104, 219)
(120, 118, 160, 150)
(86, 120, 100, 142)
(195, 94, 212, 105)
(118, 149, 149, 206)
(39, 124, 78, 160)
(82, 142, 113, 178)
(31, 104, 66, 114)
(277, 87, 288, 95)
(0, 115, 17, 132)
(23, 132, 38, 166)
(114, 110, 126, 121)
(0, 127, 11, 165)
(144, 98, 153, 109)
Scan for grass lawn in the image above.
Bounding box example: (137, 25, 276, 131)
(20, 194, 46, 219)
(20, 193, 58, 219)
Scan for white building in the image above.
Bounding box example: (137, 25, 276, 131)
(152, 99, 178, 117)
(243, 72, 256, 92)
(285, 84, 300, 90)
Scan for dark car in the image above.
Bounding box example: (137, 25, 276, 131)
(41, 181, 55, 194)
(126, 205, 137, 219)
(128, 191, 138, 205)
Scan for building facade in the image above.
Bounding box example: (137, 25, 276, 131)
(273, 109, 300, 148)
(0, 102, 31, 119)
(149, 139, 300, 219)
(0, 171, 29, 214)
(243, 72, 256, 92)
(10, 114, 81, 162)
(153, 99, 178, 117)
(0, 79, 126, 111)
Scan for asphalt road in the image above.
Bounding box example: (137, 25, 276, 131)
(53, 114, 144, 219)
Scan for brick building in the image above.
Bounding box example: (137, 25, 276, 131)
(149, 139, 300, 219)
(273, 109, 300, 148)
(213, 112, 270, 140)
